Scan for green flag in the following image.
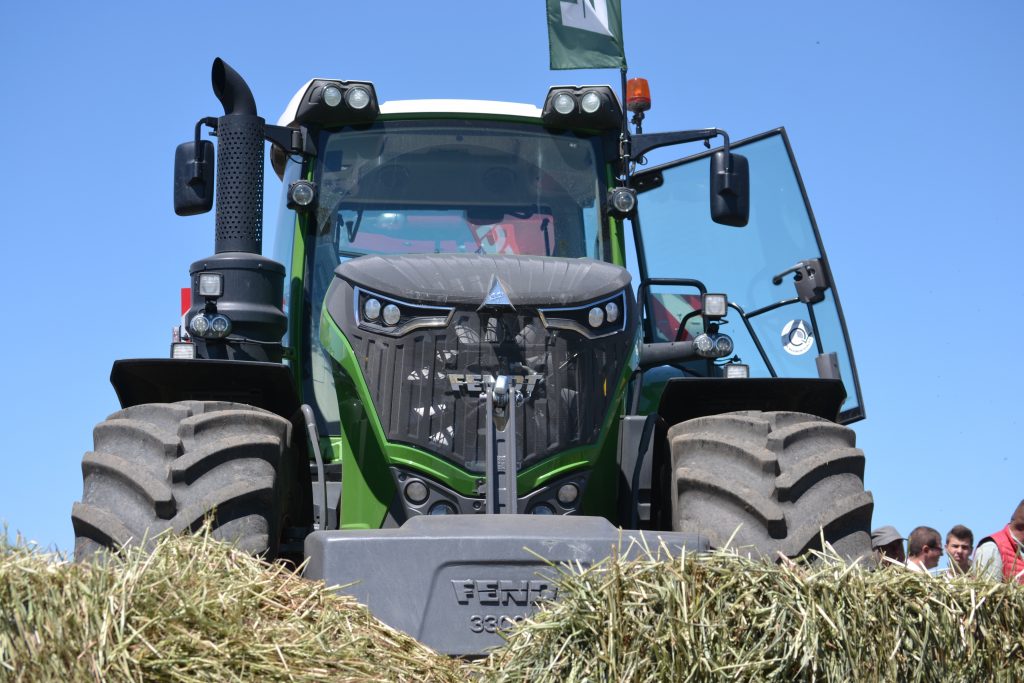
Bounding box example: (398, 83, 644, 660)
(547, 0, 626, 70)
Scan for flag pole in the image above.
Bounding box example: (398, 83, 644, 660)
(619, 66, 630, 182)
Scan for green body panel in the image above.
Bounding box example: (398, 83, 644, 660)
(285, 217, 306, 385)
(319, 314, 395, 528)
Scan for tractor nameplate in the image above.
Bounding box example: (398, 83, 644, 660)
(448, 372, 543, 397)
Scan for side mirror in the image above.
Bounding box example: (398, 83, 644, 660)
(710, 151, 749, 227)
(174, 140, 215, 216)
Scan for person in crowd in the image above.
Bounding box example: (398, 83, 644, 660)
(943, 524, 973, 576)
(905, 526, 943, 573)
(975, 500, 1024, 583)
(871, 526, 906, 567)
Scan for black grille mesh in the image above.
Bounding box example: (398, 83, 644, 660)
(349, 309, 630, 472)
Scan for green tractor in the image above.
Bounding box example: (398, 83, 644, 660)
(71, 59, 871, 654)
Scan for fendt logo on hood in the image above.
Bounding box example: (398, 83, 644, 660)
(448, 373, 543, 397)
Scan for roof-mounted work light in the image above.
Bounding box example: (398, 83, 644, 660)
(294, 79, 380, 126)
(542, 86, 621, 130)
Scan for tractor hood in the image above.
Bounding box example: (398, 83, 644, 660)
(335, 253, 631, 307)
(321, 252, 638, 475)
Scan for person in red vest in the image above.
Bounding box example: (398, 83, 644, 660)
(975, 500, 1024, 582)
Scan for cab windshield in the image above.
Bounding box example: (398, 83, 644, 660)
(313, 120, 607, 260)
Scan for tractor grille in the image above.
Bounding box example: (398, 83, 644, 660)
(347, 309, 630, 473)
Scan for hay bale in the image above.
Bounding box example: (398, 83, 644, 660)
(0, 531, 461, 682)
(5, 532, 1024, 682)
(479, 547, 1024, 682)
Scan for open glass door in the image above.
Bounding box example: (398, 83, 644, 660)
(631, 128, 864, 423)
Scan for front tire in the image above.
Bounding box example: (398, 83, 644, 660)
(669, 411, 872, 560)
(71, 401, 308, 561)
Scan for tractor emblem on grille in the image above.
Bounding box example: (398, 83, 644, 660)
(448, 373, 543, 398)
(479, 276, 514, 309)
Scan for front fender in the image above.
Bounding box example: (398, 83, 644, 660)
(109, 358, 300, 419)
(656, 377, 847, 427)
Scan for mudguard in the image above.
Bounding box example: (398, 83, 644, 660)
(109, 358, 299, 419)
(657, 377, 847, 426)
(304, 515, 708, 655)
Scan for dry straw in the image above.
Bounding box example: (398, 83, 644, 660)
(3, 531, 1024, 682)
(481, 543, 1024, 682)
(0, 530, 461, 683)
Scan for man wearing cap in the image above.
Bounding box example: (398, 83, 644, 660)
(871, 526, 906, 567)
(975, 500, 1024, 583)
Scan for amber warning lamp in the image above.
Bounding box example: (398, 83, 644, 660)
(625, 77, 651, 133)
(626, 78, 651, 113)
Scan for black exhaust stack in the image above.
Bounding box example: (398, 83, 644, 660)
(210, 59, 264, 254)
(186, 58, 286, 363)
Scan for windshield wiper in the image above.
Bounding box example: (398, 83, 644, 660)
(344, 209, 364, 243)
(540, 218, 551, 256)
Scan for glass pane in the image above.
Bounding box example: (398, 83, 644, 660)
(315, 120, 605, 260)
(635, 132, 863, 419)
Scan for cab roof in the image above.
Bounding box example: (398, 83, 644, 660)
(276, 78, 543, 127)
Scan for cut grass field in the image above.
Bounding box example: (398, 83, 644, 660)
(3, 531, 1023, 682)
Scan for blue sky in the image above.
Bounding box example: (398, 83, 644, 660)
(2, 1, 1021, 569)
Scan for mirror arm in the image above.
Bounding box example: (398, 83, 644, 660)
(264, 124, 316, 158)
(630, 128, 729, 166)
(190, 117, 218, 181)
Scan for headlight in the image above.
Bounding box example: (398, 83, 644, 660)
(322, 85, 343, 107)
(428, 501, 456, 515)
(605, 301, 619, 323)
(557, 483, 579, 505)
(580, 90, 602, 113)
(693, 332, 734, 359)
(354, 287, 454, 337)
(539, 290, 628, 339)
(294, 79, 380, 126)
(608, 187, 637, 217)
(345, 86, 371, 110)
(363, 298, 381, 321)
(287, 180, 316, 210)
(714, 334, 733, 355)
(189, 314, 210, 336)
(404, 480, 429, 505)
(552, 92, 575, 114)
(382, 304, 401, 326)
(209, 314, 231, 337)
(542, 85, 621, 130)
